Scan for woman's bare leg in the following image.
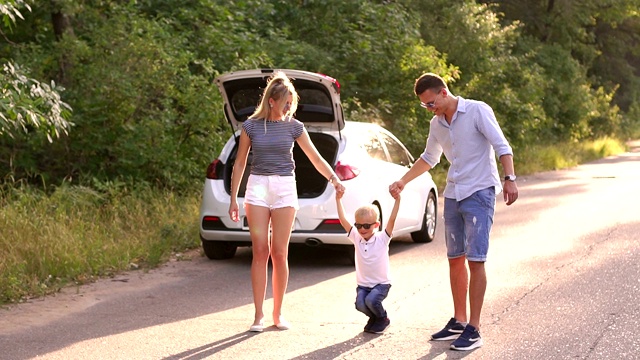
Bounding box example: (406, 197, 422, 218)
(269, 206, 296, 324)
(246, 204, 272, 325)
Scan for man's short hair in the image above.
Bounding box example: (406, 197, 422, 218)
(414, 73, 447, 96)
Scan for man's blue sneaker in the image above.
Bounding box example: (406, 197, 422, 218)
(430, 317, 465, 341)
(450, 324, 483, 351)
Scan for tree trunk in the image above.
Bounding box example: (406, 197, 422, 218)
(51, 0, 74, 40)
(50, 0, 74, 84)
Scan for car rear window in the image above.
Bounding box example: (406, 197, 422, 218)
(224, 78, 335, 123)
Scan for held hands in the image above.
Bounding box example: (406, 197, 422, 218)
(330, 175, 345, 198)
(389, 180, 405, 199)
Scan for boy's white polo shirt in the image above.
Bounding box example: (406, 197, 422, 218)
(348, 228, 392, 288)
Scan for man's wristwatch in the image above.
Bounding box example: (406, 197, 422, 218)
(504, 174, 517, 182)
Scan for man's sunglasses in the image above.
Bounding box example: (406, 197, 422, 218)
(420, 100, 436, 109)
(420, 89, 442, 109)
(354, 223, 376, 230)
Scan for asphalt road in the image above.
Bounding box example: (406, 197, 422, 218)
(1, 142, 639, 360)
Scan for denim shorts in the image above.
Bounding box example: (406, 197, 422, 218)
(443, 187, 495, 262)
(244, 174, 299, 210)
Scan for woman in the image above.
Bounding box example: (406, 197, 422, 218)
(228, 71, 345, 332)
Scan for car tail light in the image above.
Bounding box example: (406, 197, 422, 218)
(202, 216, 228, 230)
(317, 73, 341, 95)
(206, 159, 221, 179)
(322, 219, 341, 225)
(335, 161, 360, 181)
(315, 219, 344, 232)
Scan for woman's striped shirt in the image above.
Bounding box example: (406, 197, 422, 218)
(242, 118, 305, 176)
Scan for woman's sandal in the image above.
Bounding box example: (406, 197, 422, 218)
(275, 317, 291, 330)
(249, 320, 264, 332)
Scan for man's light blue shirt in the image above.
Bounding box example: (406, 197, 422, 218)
(419, 97, 513, 201)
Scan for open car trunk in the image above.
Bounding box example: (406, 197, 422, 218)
(223, 132, 339, 198)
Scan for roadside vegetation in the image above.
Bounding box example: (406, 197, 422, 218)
(0, 182, 200, 304)
(0, 138, 629, 304)
(1, 0, 639, 304)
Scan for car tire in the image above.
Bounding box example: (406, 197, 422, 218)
(410, 190, 437, 243)
(202, 240, 237, 260)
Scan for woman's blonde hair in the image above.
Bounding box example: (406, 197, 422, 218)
(250, 71, 299, 120)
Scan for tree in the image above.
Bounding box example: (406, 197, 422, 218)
(0, 0, 72, 142)
(482, 0, 640, 134)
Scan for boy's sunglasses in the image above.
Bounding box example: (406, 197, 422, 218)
(354, 223, 376, 230)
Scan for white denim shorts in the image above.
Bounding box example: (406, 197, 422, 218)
(244, 174, 299, 210)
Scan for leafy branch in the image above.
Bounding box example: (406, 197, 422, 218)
(1, 62, 73, 141)
(0, 0, 72, 142)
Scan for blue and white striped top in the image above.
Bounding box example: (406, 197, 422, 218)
(242, 118, 305, 176)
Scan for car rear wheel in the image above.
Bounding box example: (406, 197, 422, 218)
(410, 191, 437, 243)
(202, 239, 237, 260)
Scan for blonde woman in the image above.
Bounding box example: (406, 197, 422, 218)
(228, 71, 345, 332)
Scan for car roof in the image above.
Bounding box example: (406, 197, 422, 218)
(214, 69, 345, 132)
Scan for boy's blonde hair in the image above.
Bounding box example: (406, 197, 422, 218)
(355, 204, 380, 222)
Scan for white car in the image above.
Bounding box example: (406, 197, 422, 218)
(199, 69, 438, 260)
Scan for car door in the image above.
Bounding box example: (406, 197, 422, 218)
(377, 130, 428, 232)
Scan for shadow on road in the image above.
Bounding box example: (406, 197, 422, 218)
(162, 332, 254, 360)
(289, 332, 376, 360)
(0, 236, 426, 360)
(416, 340, 481, 360)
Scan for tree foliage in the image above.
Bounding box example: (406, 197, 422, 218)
(480, 0, 640, 113)
(0, 62, 71, 141)
(0, 0, 29, 29)
(0, 0, 72, 143)
(0, 0, 638, 190)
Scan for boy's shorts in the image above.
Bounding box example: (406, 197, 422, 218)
(443, 187, 495, 262)
(244, 174, 299, 210)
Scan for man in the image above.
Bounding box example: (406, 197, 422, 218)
(389, 73, 518, 351)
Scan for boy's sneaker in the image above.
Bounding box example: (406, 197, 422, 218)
(430, 317, 465, 341)
(369, 317, 391, 334)
(364, 316, 375, 332)
(450, 324, 483, 351)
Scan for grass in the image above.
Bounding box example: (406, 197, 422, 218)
(0, 137, 630, 304)
(0, 183, 200, 304)
(516, 137, 627, 175)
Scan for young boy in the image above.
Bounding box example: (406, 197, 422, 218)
(336, 191, 400, 334)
